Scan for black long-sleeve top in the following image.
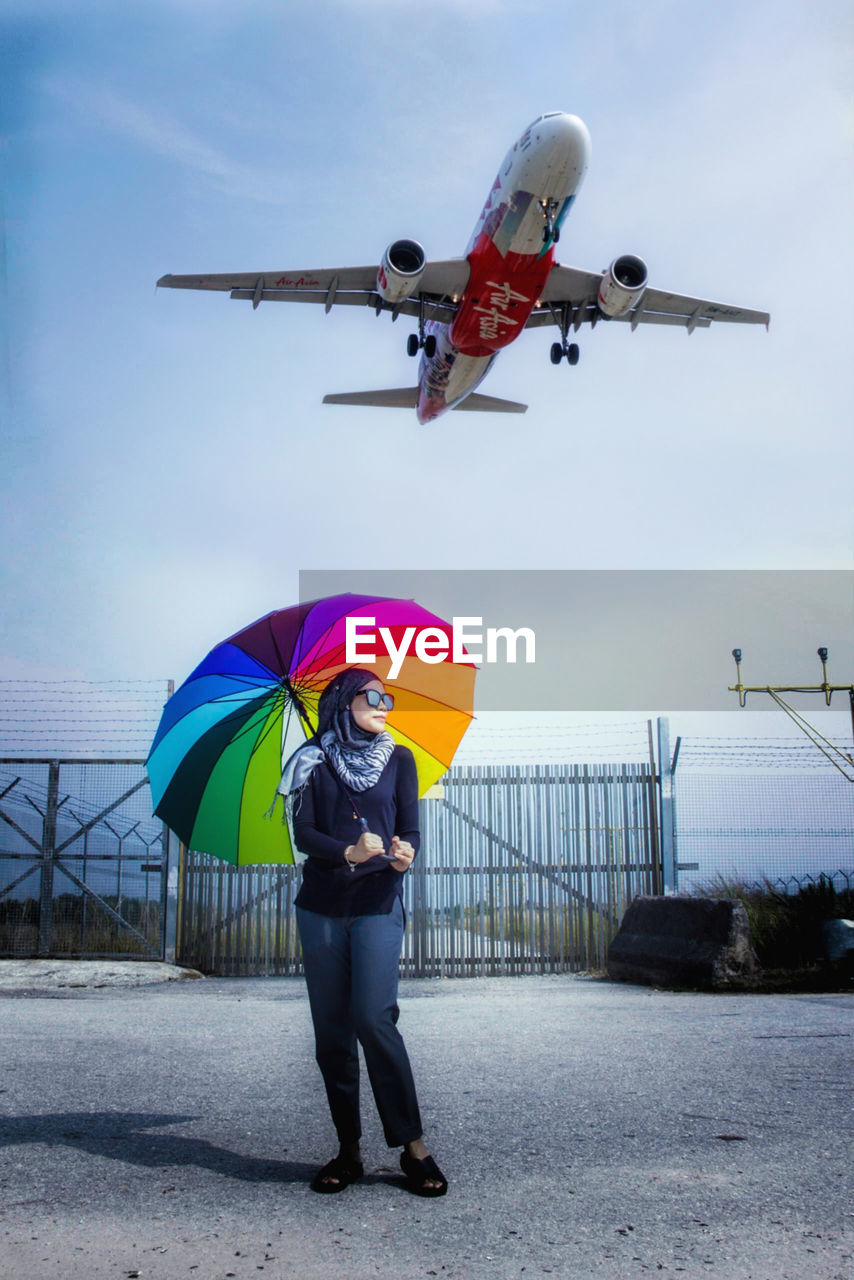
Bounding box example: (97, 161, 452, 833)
(293, 745, 420, 916)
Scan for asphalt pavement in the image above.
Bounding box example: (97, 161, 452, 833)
(1, 962, 852, 1280)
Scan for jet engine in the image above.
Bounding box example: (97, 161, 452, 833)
(597, 254, 648, 317)
(376, 239, 426, 305)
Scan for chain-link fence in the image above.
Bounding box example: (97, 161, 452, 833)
(0, 759, 171, 958)
(673, 739, 854, 894)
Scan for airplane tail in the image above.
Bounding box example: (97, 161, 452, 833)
(322, 388, 527, 413)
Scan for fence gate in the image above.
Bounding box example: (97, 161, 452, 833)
(178, 762, 658, 977)
(0, 758, 170, 959)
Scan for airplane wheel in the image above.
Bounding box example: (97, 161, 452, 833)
(424, 334, 437, 358)
(407, 334, 420, 357)
(567, 343, 580, 366)
(553, 227, 560, 243)
(550, 342, 563, 365)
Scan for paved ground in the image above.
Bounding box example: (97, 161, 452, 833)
(1, 963, 852, 1280)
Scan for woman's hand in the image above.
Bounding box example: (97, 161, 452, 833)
(346, 831, 386, 864)
(388, 836, 414, 873)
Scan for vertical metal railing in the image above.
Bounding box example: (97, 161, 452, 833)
(176, 762, 659, 977)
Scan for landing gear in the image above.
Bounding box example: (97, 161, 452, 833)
(407, 333, 437, 358)
(540, 198, 561, 244)
(550, 300, 580, 366)
(550, 341, 580, 366)
(407, 294, 438, 358)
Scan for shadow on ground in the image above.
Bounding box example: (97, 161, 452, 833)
(0, 1112, 314, 1184)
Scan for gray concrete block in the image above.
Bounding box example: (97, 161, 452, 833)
(821, 917, 854, 962)
(607, 894, 761, 988)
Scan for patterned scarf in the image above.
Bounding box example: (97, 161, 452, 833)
(321, 727, 394, 792)
(277, 726, 393, 801)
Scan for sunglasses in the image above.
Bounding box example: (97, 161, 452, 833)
(356, 688, 394, 711)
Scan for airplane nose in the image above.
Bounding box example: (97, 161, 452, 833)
(548, 112, 592, 170)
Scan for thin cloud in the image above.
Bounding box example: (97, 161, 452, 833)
(40, 76, 294, 206)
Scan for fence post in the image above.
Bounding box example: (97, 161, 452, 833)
(161, 679, 178, 964)
(162, 827, 179, 963)
(657, 718, 677, 893)
(646, 722, 662, 894)
(37, 762, 60, 955)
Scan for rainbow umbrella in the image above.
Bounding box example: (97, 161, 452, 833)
(146, 594, 476, 864)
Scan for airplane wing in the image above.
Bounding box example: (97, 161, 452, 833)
(157, 259, 471, 324)
(530, 264, 770, 332)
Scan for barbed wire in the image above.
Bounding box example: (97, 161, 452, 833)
(1, 681, 851, 771)
(0, 680, 170, 756)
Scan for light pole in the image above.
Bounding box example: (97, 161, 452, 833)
(728, 647, 854, 777)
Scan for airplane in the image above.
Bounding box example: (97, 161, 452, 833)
(157, 112, 769, 425)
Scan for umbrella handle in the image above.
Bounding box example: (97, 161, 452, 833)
(357, 816, 396, 859)
(358, 814, 399, 865)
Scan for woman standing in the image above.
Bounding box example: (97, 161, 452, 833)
(281, 667, 447, 1196)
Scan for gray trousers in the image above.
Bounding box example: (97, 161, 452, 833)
(296, 898, 423, 1147)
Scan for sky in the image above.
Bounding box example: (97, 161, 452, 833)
(1, 0, 852, 748)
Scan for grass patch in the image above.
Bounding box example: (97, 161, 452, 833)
(697, 874, 854, 992)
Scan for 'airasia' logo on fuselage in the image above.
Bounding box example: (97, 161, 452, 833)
(474, 281, 530, 341)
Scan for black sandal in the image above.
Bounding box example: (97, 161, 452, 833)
(311, 1153, 364, 1194)
(400, 1150, 448, 1197)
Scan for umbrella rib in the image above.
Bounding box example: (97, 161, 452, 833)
(265, 613, 292, 682)
(152, 678, 281, 748)
(241, 683, 314, 769)
(236, 688, 312, 841)
(192, 689, 283, 755)
(211, 675, 279, 692)
(288, 594, 398, 681)
(185, 670, 279, 690)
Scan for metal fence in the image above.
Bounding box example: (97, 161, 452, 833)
(177, 763, 659, 977)
(4, 744, 853, 972)
(0, 759, 170, 959)
(672, 741, 854, 896)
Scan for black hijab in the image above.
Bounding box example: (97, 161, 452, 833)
(315, 667, 379, 747)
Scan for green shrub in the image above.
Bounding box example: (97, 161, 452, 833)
(698, 874, 854, 970)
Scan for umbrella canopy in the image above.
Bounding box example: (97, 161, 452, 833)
(146, 594, 476, 864)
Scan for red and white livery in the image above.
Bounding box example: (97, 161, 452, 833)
(158, 112, 769, 425)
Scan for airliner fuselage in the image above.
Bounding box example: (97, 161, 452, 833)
(417, 113, 590, 422)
